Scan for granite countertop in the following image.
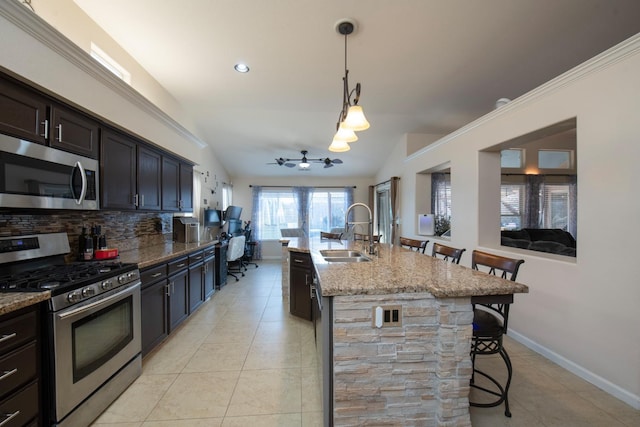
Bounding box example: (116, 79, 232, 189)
(286, 237, 529, 298)
(0, 291, 51, 316)
(118, 240, 219, 269)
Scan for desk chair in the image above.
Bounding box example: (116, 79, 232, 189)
(242, 229, 259, 269)
(431, 242, 465, 263)
(226, 235, 246, 281)
(470, 250, 524, 417)
(399, 237, 428, 253)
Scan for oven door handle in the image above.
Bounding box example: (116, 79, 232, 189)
(56, 282, 140, 320)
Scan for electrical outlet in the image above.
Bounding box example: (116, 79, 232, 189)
(372, 305, 402, 327)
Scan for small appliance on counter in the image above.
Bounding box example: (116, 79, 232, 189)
(173, 216, 200, 243)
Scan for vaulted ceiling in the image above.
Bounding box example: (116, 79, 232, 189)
(72, 0, 640, 177)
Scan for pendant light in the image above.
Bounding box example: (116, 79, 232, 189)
(329, 19, 370, 152)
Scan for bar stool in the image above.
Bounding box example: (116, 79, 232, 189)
(320, 231, 342, 240)
(470, 250, 524, 417)
(431, 242, 465, 263)
(399, 237, 429, 253)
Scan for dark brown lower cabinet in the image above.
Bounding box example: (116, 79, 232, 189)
(290, 252, 312, 320)
(204, 254, 215, 299)
(141, 279, 168, 357)
(0, 305, 41, 426)
(168, 269, 189, 333)
(188, 261, 204, 313)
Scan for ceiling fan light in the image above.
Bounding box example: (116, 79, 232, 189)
(334, 123, 358, 143)
(329, 138, 350, 152)
(299, 161, 311, 169)
(343, 105, 370, 131)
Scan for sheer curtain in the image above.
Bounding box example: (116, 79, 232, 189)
(292, 186, 311, 236)
(250, 185, 262, 259)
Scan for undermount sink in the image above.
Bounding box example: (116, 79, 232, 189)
(320, 249, 371, 263)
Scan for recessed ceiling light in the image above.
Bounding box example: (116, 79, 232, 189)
(234, 63, 250, 73)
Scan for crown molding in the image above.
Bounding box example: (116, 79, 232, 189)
(406, 32, 640, 162)
(0, 0, 207, 148)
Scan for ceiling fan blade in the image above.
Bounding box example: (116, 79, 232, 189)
(284, 163, 296, 168)
(331, 158, 343, 164)
(324, 163, 334, 168)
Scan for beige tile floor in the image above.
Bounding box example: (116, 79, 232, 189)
(91, 261, 639, 427)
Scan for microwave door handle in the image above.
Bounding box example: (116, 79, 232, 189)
(72, 161, 87, 205)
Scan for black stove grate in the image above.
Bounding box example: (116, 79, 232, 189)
(0, 261, 136, 293)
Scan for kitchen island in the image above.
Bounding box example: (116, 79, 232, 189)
(284, 237, 528, 426)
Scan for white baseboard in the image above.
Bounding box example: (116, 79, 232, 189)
(508, 330, 640, 410)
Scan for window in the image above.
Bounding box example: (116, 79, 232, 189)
(222, 183, 233, 211)
(539, 150, 572, 169)
(257, 190, 298, 240)
(255, 187, 352, 240)
(90, 43, 131, 84)
(542, 184, 571, 230)
(308, 190, 347, 238)
(501, 149, 523, 168)
(500, 183, 525, 230)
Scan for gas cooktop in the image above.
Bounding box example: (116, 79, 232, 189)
(0, 260, 137, 294)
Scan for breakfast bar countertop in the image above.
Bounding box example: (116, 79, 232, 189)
(118, 240, 219, 270)
(284, 237, 529, 298)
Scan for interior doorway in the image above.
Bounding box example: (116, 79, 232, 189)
(375, 183, 392, 244)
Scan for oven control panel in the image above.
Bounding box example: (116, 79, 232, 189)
(53, 268, 140, 312)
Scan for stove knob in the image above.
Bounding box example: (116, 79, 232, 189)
(101, 280, 114, 290)
(67, 291, 82, 303)
(118, 274, 127, 284)
(127, 271, 137, 280)
(82, 287, 96, 298)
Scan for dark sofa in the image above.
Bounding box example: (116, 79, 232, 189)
(501, 228, 576, 257)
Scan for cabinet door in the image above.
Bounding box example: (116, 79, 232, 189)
(215, 243, 228, 289)
(290, 265, 312, 320)
(0, 76, 48, 145)
(101, 130, 136, 210)
(179, 162, 193, 212)
(188, 262, 204, 313)
(168, 270, 189, 332)
(161, 156, 180, 211)
(50, 103, 99, 158)
(204, 256, 215, 299)
(141, 279, 168, 356)
(137, 146, 162, 211)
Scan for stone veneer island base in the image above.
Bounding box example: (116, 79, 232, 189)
(283, 238, 527, 426)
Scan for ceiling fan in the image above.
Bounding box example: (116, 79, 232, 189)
(268, 150, 343, 169)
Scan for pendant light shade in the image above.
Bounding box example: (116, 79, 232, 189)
(334, 122, 358, 143)
(328, 138, 350, 152)
(343, 105, 370, 131)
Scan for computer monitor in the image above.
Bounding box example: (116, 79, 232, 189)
(224, 205, 242, 221)
(227, 219, 243, 236)
(203, 209, 222, 227)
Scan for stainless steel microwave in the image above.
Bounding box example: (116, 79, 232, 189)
(0, 134, 99, 210)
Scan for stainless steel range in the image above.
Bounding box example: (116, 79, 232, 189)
(0, 232, 141, 427)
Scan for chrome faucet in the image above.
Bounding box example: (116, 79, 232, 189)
(344, 202, 376, 255)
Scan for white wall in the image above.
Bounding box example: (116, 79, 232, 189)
(375, 36, 640, 408)
(231, 175, 375, 258)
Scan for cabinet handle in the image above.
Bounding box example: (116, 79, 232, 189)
(0, 368, 18, 382)
(179, 200, 183, 209)
(151, 272, 163, 278)
(165, 283, 171, 297)
(193, 255, 203, 260)
(40, 119, 48, 139)
(141, 194, 145, 207)
(176, 263, 186, 268)
(294, 259, 304, 264)
(56, 123, 62, 141)
(0, 410, 20, 427)
(310, 284, 315, 299)
(0, 333, 16, 344)
(134, 194, 139, 207)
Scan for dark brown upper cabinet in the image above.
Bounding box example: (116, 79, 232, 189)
(50, 103, 99, 159)
(162, 156, 193, 212)
(102, 129, 163, 211)
(0, 75, 48, 145)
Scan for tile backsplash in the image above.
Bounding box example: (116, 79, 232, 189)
(0, 210, 174, 262)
